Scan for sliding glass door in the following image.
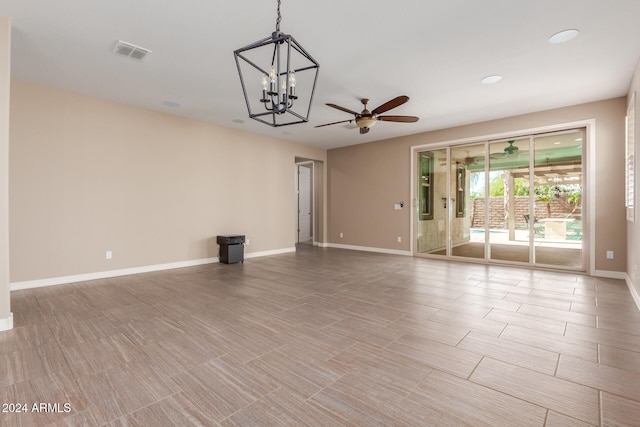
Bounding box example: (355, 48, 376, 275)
(531, 131, 583, 268)
(450, 143, 486, 260)
(414, 129, 584, 270)
(488, 137, 531, 264)
(416, 148, 448, 256)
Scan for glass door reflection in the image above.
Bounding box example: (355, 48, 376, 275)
(450, 144, 486, 260)
(416, 148, 448, 256)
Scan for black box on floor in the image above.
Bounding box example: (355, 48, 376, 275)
(217, 235, 245, 264)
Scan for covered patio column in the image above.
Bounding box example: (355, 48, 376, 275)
(502, 171, 516, 241)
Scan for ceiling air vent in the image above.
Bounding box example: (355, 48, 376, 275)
(112, 40, 151, 61)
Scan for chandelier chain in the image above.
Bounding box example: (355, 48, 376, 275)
(276, 0, 282, 31)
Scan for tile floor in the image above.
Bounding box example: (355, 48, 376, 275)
(2, 245, 639, 426)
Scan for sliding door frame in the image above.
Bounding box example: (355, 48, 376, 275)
(410, 119, 595, 273)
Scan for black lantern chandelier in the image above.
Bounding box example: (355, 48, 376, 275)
(233, 0, 320, 127)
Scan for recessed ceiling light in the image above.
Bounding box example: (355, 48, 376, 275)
(481, 75, 502, 84)
(163, 101, 180, 108)
(553, 141, 561, 145)
(549, 29, 579, 44)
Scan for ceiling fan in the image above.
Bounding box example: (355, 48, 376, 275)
(315, 95, 419, 134)
(491, 140, 519, 159)
(439, 150, 478, 166)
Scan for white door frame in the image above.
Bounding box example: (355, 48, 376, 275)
(296, 161, 314, 244)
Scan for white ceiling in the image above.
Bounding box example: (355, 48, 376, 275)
(2, 0, 640, 150)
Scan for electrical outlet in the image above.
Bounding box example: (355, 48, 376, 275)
(606, 250, 614, 260)
(245, 238, 250, 245)
(106, 250, 112, 260)
(397, 236, 402, 243)
(340, 232, 343, 238)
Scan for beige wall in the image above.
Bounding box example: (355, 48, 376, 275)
(9, 80, 326, 283)
(328, 97, 627, 273)
(0, 17, 11, 326)
(627, 59, 640, 299)
(329, 138, 412, 251)
(5, 69, 632, 295)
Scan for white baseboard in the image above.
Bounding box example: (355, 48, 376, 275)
(327, 243, 411, 256)
(246, 247, 296, 259)
(592, 270, 627, 280)
(10, 247, 296, 291)
(11, 258, 218, 291)
(0, 312, 13, 331)
(625, 273, 640, 312)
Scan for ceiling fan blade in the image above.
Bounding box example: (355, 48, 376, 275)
(326, 103, 359, 115)
(314, 119, 353, 128)
(377, 115, 419, 123)
(360, 127, 370, 135)
(371, 95, 409, 115)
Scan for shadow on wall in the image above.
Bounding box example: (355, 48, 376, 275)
(207, 237, 219, 259)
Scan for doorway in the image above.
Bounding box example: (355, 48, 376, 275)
(414, 128, 585, 270)
(297, 162, 313, 244)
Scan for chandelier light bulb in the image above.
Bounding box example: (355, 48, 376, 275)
(288, 71, 296, 98)
(269, 67, 277, 93)
(281, 79, 287, 103)
(261, 75, 268, 101)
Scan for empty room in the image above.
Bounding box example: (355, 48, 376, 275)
(2, 1, 640, 425)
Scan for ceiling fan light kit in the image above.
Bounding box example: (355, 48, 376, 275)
(355, 99, 376, 129)
(233, 0, 320, 127)
(357, 117, 376, 128)
(316, 96, 419, 135)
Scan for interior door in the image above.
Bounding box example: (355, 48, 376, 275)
(297, 164, 312, 243)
